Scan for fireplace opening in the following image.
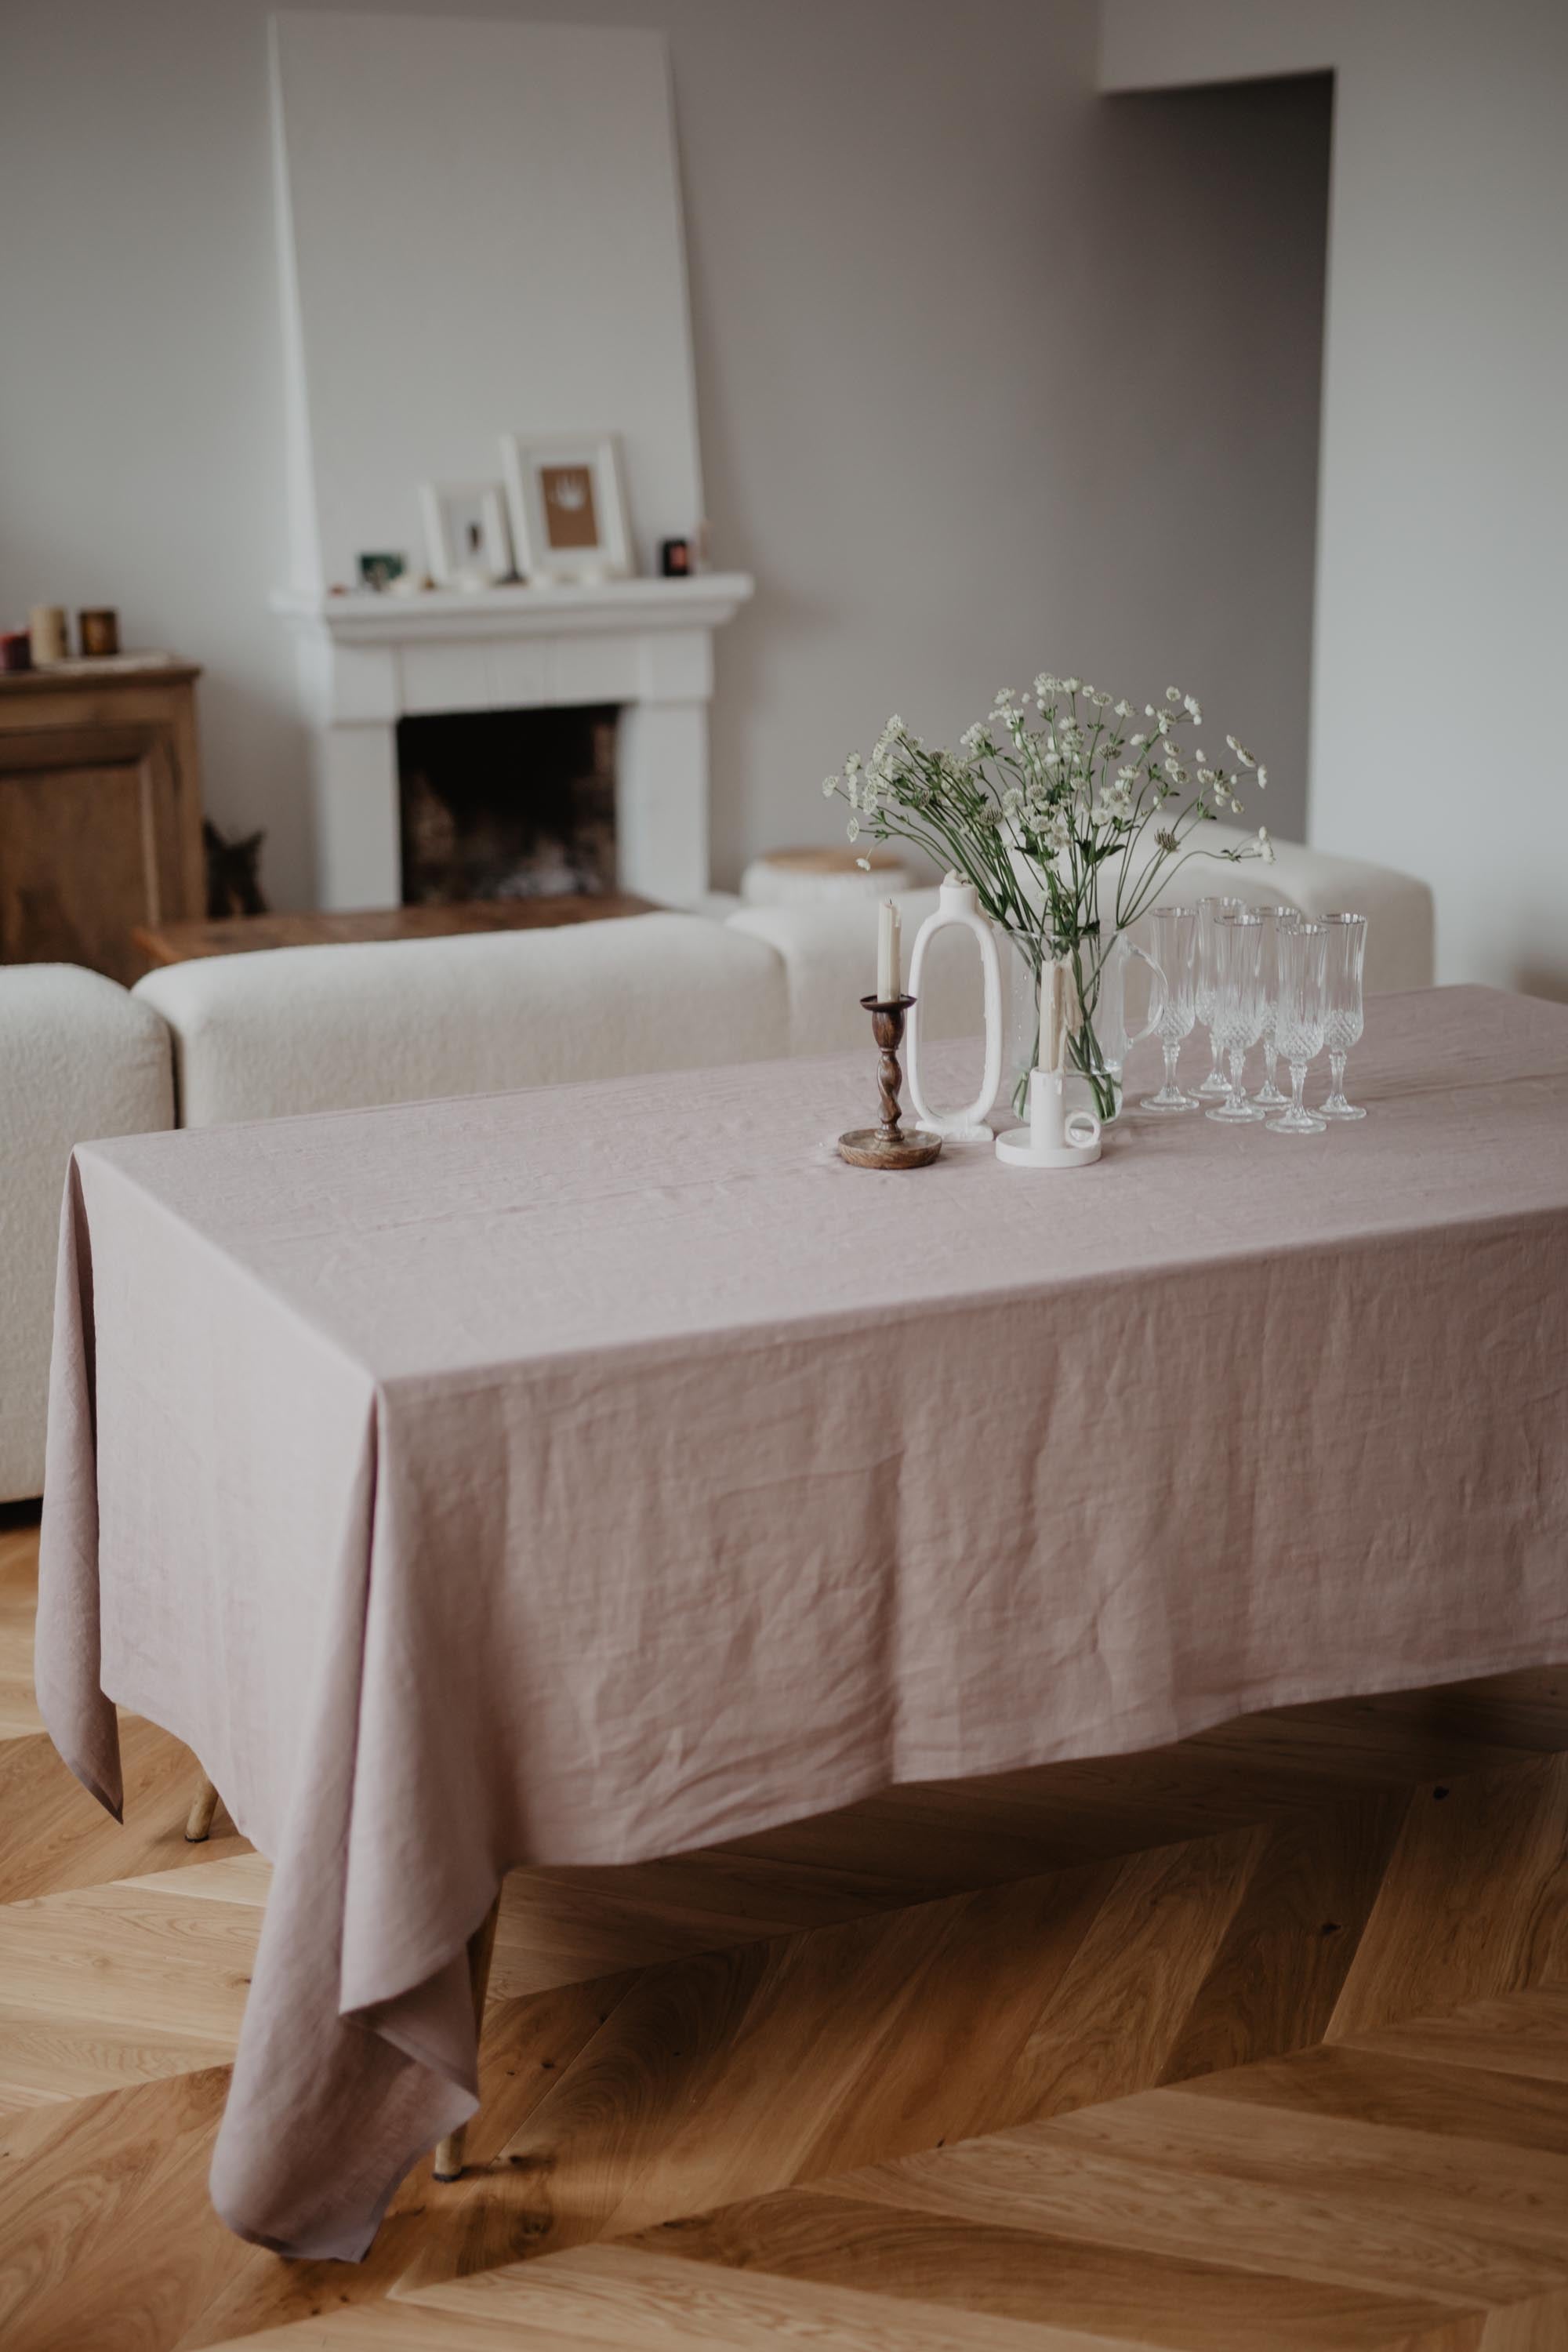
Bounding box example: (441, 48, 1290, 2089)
(397, 704, 618, 903)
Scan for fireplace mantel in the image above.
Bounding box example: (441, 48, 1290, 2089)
(270, 575, 753, 645)
(272, 574, 754, 910)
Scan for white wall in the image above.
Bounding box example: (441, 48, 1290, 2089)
(0, 0, 1329, 907)
(1104, 0, 1568, 997)
(271, 13, 703, 587)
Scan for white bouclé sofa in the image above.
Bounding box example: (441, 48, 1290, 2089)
(132, 913, 792, 1130)
(1, 967, 174, 1501)
(0, 826, 1435, 1497)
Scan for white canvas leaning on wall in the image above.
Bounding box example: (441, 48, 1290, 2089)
(269, 10, 705, 592)
(419, 482, 514, 587)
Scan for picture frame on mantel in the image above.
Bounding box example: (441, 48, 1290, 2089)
(420, 481, 514, 587)
(501, 431, 633, 583)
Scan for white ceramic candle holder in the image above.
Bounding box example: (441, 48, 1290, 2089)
(905, 878, 1004, 1142)
(995, 1067, 1102, 1170)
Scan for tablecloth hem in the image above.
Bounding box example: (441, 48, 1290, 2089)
(44, 1733, 123, 1828)
(337, 1624, 1568, 1897)
(278, 1621, 1568, 2263)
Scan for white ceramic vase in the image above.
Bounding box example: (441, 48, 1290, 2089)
(904, 877, 1004, 1142)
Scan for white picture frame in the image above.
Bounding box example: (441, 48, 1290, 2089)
(419, 481, 514, 587)
(500, 432, 633, 582)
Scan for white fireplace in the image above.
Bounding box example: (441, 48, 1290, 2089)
(271, 575, 753, 908)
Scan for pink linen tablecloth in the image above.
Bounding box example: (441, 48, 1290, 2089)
(36, 983, 1568, 2259)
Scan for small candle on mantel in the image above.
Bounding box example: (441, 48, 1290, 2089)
(877, 897, 902, 1002)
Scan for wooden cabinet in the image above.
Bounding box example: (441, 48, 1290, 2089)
(0, 657, 204, 985)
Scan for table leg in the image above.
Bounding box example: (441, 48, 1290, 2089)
(433, 1890, 503, 2182)
(184, 1772, 220, 1842)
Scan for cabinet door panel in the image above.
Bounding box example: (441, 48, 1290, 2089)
(143, 739, 187, 935)
(0, 759, 156, 983)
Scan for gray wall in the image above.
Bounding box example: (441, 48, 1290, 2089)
(0, 0, 1330, 906)
(1105, 0, 1568, 996)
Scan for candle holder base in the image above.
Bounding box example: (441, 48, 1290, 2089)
(994, 1127, 1101, 1170)
(838, 995, 942, 1171)
(993, 1067, 1102, 1170)
(838, 1126, 943, 1171)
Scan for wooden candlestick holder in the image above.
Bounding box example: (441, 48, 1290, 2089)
(838, 996, 943, 1169)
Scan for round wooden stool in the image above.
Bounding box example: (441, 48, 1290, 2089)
(739, 845, 919, 907)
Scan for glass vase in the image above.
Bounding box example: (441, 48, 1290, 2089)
(1000, 926, 1165, 1128)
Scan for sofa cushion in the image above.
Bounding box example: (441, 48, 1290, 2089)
(0, 965, 173, 1501)
(728, 891, 949, 1058)
(1135, 823, 1435, 993)
(132, 913, 790, 1128)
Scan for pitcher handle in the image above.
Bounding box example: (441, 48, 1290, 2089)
(1122, 940, 1167, 1048)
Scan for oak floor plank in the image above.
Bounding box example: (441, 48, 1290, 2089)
(486, 1864, 881, 2001)
(399, 2239, 1155, 2349)
(1189, 1704, 1553, 1790)
(1213, 1684, 1568, 1769)
(0, 2067, 243, 2352)
(0, 2009, 236, 2113)
(202, 2310, 586, 2350)
(1156, 1790, 1410, 2085)
(1384, 2324, 1489, 2352)
(727, 1745, 1404, 1897)
(118, 1853, 274, 1907)
(0, 1717, 249, 1904)
(1007, 1824, 1265, 2120)
(826, 2121, 1563, 2308)
(1344, 1991, 1568, 2083)
(0, 1881, 260, 2042)
(626, 2189, 1465, 2349)
(1178, 2043, 1568, 2155)
(1047, 2077, 1568, 2250)
(1480, 2288, 1568, 2347)
(1301, 1669, 1568, 1759)
(516, 1846, 899, 1938)
(0, 1514, 44, 1740)
(1328, 1762, 1568, 2042)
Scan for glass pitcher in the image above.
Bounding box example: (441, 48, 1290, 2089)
(1000, 924, 1167, 1127)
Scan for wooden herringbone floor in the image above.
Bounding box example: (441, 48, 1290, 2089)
(5, 1499, 1568, 2350)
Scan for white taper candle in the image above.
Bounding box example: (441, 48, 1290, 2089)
(1038, 956, 1065, 1074)
(877, 898, 901, 1001)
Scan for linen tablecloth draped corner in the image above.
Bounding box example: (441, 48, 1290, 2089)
(34, 986, 1568, 2260)
(37, 1161, 492, 2258)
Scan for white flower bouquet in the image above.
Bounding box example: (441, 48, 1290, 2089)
(822, 673, 1274, 1119)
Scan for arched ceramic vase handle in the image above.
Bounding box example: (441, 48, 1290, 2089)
(906, 882, 1004, 1142)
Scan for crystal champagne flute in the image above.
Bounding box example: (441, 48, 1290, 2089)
(1140, 905, 1200, 1111)
(1266, 920, 1329, 1134)
(1205, 909, 1267, 1123)
(1252, 904, 1298, 1107)
(1320, 910, 1368, 1118)
(1194, 896, 1245, 1098)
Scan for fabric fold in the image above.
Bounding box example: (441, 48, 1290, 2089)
(208, 1410, 486, 2260)
(34, 1156, 122, 1820)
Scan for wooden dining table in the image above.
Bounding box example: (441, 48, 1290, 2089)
(34, 984, 1568, 2260)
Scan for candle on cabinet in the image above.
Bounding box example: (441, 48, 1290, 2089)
(877, 898, 901, 1002)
